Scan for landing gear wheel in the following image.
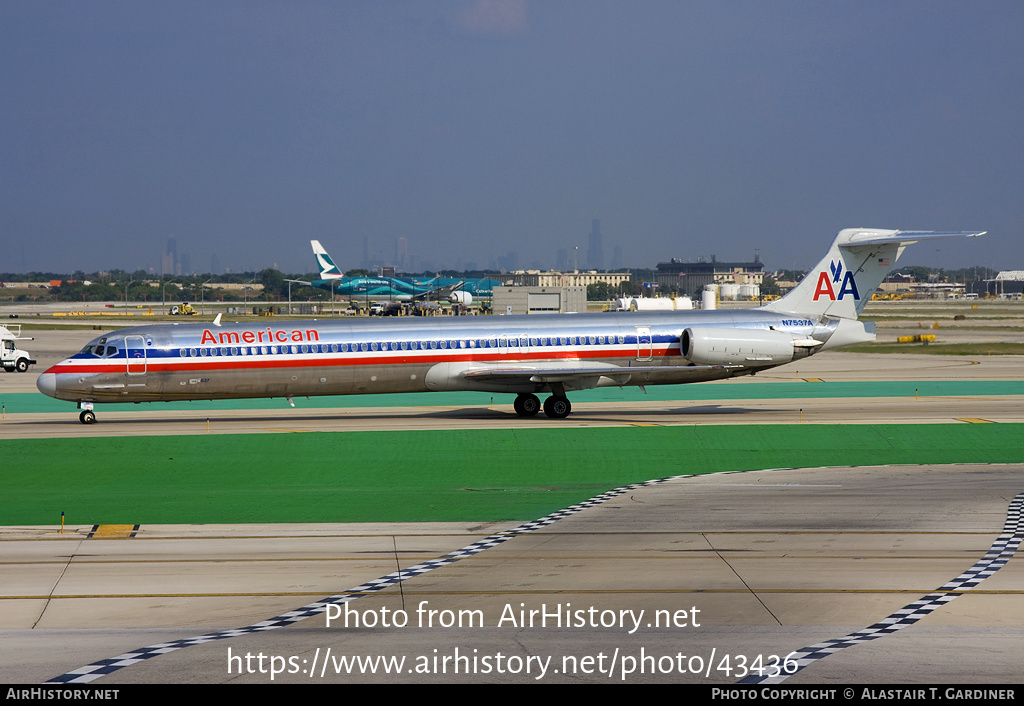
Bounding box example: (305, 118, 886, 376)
(513, 393, 541, 417)
(79, 410, 96, 425)
(543, 395, 571, 419)
(15, 358, 29, 372)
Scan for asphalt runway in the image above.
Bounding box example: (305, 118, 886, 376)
(8, 330, 1023, 441)
(1, 329, 1022, 684)
(6, 393, 1024, 438)
(4, 327, 1024, 434)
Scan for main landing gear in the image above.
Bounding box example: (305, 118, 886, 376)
(513, 393, 572, 419)
(513, 393, 541, 417)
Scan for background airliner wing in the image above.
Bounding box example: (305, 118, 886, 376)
(410, 280, 466, 302)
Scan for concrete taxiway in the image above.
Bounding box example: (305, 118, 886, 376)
(5, 394, 1024, 438)
(1, 464, 1021, 684)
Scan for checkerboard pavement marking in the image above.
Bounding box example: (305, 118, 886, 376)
(739, 490, 1024, 684)
(46, 473, 1021, 685)
(44, 471, 704, 684)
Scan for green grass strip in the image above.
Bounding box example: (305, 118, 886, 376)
(3, 424, 1022, 525)
(846, 342, 1024, 355)
(5, 380, 1024, 414)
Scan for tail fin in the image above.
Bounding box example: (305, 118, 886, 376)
(764, 229, 985, 319)
(311, 240, 343, 280)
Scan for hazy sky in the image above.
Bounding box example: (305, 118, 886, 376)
(3, 1, 1021, 275)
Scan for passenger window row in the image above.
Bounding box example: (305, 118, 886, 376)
(176, 334, 636, 358)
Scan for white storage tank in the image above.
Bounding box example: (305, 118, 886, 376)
(719, 283, 739, 300)
(625, 296, 694, 311)
(702, 285, 718, 310)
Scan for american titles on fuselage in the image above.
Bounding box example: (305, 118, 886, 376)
(201, 327, 321, 345)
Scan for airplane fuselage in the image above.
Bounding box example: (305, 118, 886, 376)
(312, 276, 420, 301)
(38, 229, 983, 423)
(36, 309, 854, 406)
(311, 275, 500, 301)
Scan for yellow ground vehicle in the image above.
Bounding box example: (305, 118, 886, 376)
(170, 302, 197, 315)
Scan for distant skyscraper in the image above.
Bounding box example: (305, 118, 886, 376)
(163, 238, 178, 276)
(395, 237, 409, 272)
(587, 219, 604, 270)
(555, 248, 569, 272)
(496, 250, 520, 272)
(611, 245, 623, 270)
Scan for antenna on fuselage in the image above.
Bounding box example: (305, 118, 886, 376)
(212, 313, 222, 326)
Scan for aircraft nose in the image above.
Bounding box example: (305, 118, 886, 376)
(36, 373, 57, 398)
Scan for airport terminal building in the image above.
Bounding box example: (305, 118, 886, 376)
(655, 256, 765, 296)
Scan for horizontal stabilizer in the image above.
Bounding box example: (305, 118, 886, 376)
(841, 230, 986, 246)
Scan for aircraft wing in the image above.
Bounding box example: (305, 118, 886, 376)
(410, 280, 466, 302)
(459, 361, 738, 386)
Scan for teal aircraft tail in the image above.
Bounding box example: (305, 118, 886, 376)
(311, 240, 343, 280)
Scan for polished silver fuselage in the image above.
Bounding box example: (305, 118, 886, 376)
(37, 309, 857, 405)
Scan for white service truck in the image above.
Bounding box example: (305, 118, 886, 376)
(1, 325, 35, 372)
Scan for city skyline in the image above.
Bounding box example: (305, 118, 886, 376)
(0, 224, 999, 282)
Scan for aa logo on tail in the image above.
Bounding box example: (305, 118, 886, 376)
(813, 260, 860, 301)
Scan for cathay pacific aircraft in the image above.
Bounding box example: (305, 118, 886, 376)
(309, 240, 500, 305)
(309, 240, 446, 302)
(37, 229, 982, 424)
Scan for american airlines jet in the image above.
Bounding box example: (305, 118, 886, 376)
(37, 229, 982, 424)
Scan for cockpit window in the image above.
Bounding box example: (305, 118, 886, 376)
(82, 344, 118, 357)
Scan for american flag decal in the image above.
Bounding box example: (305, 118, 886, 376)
(878, 257, 890, 266)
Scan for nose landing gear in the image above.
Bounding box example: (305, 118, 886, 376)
(77, 402, 97, 425)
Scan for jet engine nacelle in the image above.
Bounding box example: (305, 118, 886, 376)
(449, 291, 473, 305)
(681, 327, 822, 366)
